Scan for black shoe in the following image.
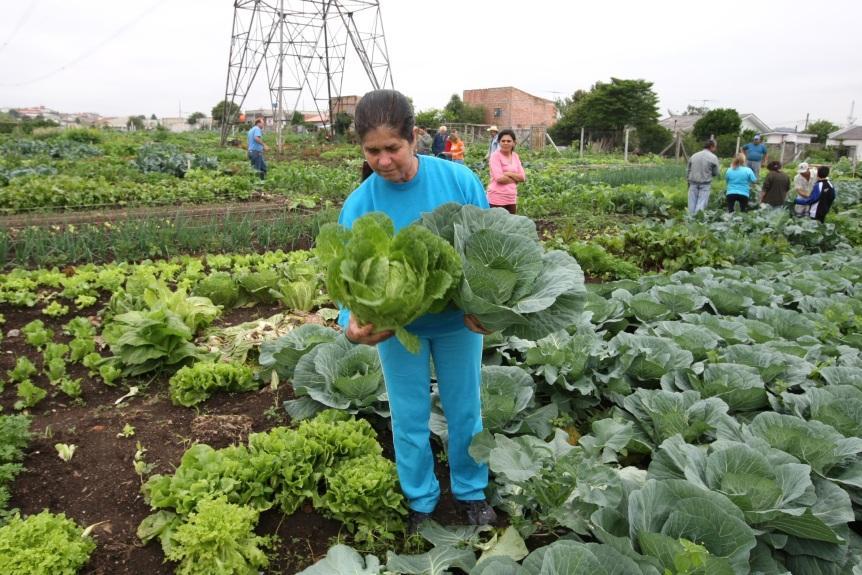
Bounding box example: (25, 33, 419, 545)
(407, 509, 433, 535)
(458, 499, 497, 525)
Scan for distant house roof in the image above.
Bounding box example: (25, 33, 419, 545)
(303, 112, 329, 124)
(659, 112, 772, 135)
(829, 125, 862, 140)
(659, 114, 701, 133)
(739, 113, 771, 134)
(762, 130, 814, 137)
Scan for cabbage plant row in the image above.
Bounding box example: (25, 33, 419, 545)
(297, 248, 862, 574)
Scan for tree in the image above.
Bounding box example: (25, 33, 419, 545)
(211, 100, 241, 127)
(807, 119, 839, 144)
(415, 108, 442, 129)
(692, 108, 741, 141)
(555, 89, 587, 114)
(684, 104, 710, 115)
(127, 115, 145, 131)
(443, 94, 465, 122)
(635, 123, 673, 154)
(333, 111, 353, 136)
(442, 94, 486, 124)
(290, 110, 304, 126)
(549, 78, 660, 146)
(187, 112, 206, 126)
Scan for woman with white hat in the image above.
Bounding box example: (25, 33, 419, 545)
(792, 162, 815, 217)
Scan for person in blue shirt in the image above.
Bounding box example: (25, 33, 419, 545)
(247, 116, 268, 180)
(742, 134, 768, 177)
(725, 152, 757, 212)
(336, 89, 497, 532)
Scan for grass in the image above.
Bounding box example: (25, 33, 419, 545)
(0, 207, 338, 268)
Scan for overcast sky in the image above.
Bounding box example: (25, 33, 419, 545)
(1, 0, 860, 130)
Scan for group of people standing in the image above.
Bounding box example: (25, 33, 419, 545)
(414, 125, 526, 214)
(687, 134, 836, 221)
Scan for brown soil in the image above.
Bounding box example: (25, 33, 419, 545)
(0, 301, 468, 574)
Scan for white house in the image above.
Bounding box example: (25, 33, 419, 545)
(762, 130, 814, 163)
(827, 125, 862, 162)
(739, 113, 771, 135)
(659, 112, 771, 136)
(158, 117, 193, 133)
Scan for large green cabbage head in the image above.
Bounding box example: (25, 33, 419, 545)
(421, 203, 586, 340)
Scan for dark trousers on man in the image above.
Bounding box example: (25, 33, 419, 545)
(814, 189, 835, 222)
(248, 150, 267, 180)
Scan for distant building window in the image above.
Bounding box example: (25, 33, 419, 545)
(494, 108, 502, 118)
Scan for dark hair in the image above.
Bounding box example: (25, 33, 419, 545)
(817, 165, 830, 178)
(704, 139, 716, 149)
(361, 161, 374, 182)
(354, 89, 414, 144)
(498, 128, 517, 144)
(767, 160, 782, 171)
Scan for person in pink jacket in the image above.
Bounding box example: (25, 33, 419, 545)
(486, 129, 525, 213)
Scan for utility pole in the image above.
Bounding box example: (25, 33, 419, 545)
(275, 0, 284, 153)
(579, 126, 585, 158)
(803, 113, 809, 131)
(624, 126, 631, 162)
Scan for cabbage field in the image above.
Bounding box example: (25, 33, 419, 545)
(1, 128, 862, 574)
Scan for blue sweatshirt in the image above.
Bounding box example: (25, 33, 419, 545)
(336, 155, 489, 333)
(725, 166, 756, 196)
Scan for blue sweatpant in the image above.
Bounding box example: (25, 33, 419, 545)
(377, 325, 487, 513)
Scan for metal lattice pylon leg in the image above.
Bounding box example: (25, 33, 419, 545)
(219, 0, 394, 149)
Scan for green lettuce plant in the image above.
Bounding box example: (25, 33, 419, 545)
(315, 212, 462, 353)
(315, 454, 406, 543)
(7, 357, 36, 383)
(0, 511, 95, 575)
(14, 380, 46, 410)
(168, 362, 257, 407)
(21, 319, 53, 348)
(164, 497, 271, 575)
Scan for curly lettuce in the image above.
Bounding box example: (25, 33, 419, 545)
(315, 212, 462, 353)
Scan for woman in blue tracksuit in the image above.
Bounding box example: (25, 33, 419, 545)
(335, 89, 497, 531)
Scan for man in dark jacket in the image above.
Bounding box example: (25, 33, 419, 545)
(431, 125, 448, 157)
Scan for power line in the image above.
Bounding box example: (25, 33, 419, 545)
(0, 1, 39, 56)
(0, 0, 169, 88)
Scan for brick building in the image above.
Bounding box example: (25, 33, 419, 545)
(330, 95, 361, 117)
(462, 86, 557, 128)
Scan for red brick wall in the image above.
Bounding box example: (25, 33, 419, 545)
(463, 87, 556, 128)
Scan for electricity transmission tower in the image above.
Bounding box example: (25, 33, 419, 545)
(219, 0, 394, 149)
